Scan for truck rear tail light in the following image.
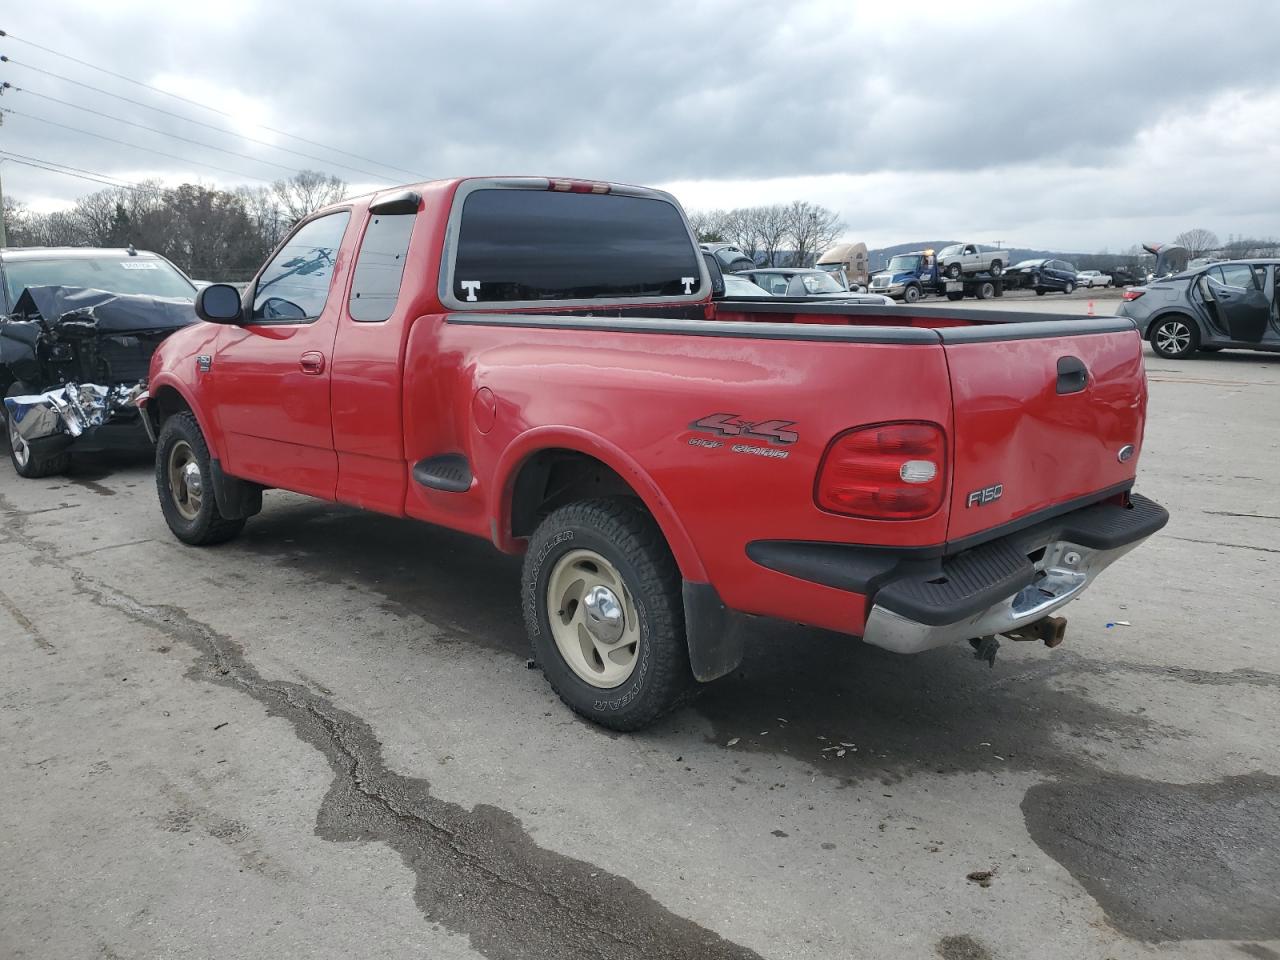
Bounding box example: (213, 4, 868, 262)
(1122, 288, 1145, 301)
(816, 422, 947, 520)
(548, 179, 611, 194)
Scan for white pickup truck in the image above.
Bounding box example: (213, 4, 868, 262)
(936, 243, 1008, 279)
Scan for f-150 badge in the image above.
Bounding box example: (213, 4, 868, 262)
(966, 484, 1003, 507)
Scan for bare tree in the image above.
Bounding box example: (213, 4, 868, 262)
(271, 170, 347, 225)
(755, 204, 790, 267)
(1174, 228, 1220, 258)
(721, 208, 762, 261)
(784, 200, 844, 268)
(688, 208, 730, 243)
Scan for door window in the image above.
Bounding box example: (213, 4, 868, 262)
(252, 212, 351, 322)
(1217, 263, 1259, 290)
(349, 212, 416, 321)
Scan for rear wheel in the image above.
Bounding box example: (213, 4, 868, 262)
(1150, 315, 1200, 360)
(1063, 281, 1076, 295)
(5, 384, 70, 479)
(990, 260, 1004, 276)
(946, 291, 965, 302)
(976, 281, 995, 300)
(1035, 288, 1047, 296)
(155, 412, 246, 545)
(522, 498, 693, 731)
(903, 284, 922, 304)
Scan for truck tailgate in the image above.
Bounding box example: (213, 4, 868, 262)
(941, 320, 1146, 543)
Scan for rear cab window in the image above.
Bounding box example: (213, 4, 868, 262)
(443, 181, 704, 309)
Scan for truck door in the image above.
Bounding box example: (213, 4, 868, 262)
(211, 210, 353, 498)
(1205, 264, 1270, 343)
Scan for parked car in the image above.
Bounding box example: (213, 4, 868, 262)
(143, 175, 1166, 731)
(1002, 259, 1078, 294)
(699, 242, 755, 274)
(1076, 270, 1112, 288)
(1108, 267, 1144, 287)
(936, 243, 1008, 279)
(736, 267, 868, 296)
(1, 247, 198, 477)
(1117, 258, 1279, 359)
(722, 274, 773, 297)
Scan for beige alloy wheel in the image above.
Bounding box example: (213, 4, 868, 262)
(167, 439, 204, 521)
(546, 548, 641, 688)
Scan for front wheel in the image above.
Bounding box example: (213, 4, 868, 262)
(155, 412, 246, 545)
(5, 385, 70, 479)
(902, 284, 922, 304)
(522, 498, 693, 731)
(1150, 315, 1200, 360)
(946, 263, 962, 280)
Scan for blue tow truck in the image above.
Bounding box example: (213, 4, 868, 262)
(868, 248, 1004, 303)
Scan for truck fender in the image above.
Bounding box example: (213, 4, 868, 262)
(491, 426, 708, 583)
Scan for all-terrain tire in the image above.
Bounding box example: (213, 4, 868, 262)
(155, 412, 246, 545)
(522, 498, 695, 731)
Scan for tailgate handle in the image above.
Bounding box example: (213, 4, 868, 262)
(1056, 356, 1088, 394)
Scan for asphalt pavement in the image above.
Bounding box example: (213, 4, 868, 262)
(2, 336, 1277, 959)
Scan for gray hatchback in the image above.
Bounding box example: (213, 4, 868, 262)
(1117, 259, 1280, 359)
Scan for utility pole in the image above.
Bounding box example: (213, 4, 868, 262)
(0, 164, 7, 247)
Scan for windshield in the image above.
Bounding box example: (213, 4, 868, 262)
(799, 272, 845, 294)
(1012, 259, 1044, 269)
(886, 255, 922, 272)
(4, 255, 196, 305)
(723, 275, 772, 297)
(938, 244, 962, 257)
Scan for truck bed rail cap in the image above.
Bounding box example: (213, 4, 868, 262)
(445, 312, 942, 344)
(936, 316, 1137, 342)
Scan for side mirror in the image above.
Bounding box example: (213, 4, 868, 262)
(195, 283, 244, 325)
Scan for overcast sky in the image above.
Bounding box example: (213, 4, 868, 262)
(2, 0, 1278, 251)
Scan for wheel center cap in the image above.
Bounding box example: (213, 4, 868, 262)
(182, 462, 202, 497)
(582, 585, 625, 644)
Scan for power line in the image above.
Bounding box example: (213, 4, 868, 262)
(0, 59, 403, 183)
(0, 30, 427, 180)
(1, 106, 274, 182)
(0, 149, 143, 190)
(5, 82, 368, 181)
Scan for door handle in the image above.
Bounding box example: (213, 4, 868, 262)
(1056, 356, 1088, 394)
(299, 351, 326, 375)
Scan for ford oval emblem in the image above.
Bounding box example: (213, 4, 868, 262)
(1117, 444, 1135, 463)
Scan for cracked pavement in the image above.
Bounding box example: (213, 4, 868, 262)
(1, 347, 1278, 959)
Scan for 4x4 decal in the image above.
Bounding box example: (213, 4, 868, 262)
(689, 413, 798, 446)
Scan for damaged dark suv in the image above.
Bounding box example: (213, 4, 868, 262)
(1, 247, 198, 477)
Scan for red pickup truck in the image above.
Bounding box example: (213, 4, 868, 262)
(141, 176, 1167, 730)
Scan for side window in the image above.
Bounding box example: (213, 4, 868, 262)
(1218, 263, 1258, 290)
(349, 212, 416, 321)
(252, 212, 351, 322)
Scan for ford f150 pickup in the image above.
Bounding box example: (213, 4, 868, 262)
(142, 176, 1168, 730)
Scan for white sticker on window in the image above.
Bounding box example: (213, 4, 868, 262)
(681, 276, 695, 294)
(460, 280, 481, 302)
(120, 261, 160, 270)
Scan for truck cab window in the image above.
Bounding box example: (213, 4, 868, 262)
(349, 213, 416, 322)
(252, 211, 351, 322)
(452, 188, 700, 304)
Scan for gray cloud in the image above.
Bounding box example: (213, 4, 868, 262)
(3, 0, 1279, 249)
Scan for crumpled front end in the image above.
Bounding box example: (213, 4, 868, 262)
(5, 381, 148, 444)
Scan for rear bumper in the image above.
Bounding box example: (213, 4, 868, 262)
(864, 493, 1167, 653)
(747, 492, 1168, 655)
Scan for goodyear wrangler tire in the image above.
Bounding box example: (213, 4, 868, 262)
(156, 412, 246, 546)
(522, 498, 694, 731)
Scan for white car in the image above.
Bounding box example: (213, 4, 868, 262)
(1076, 270, 1112, 288)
